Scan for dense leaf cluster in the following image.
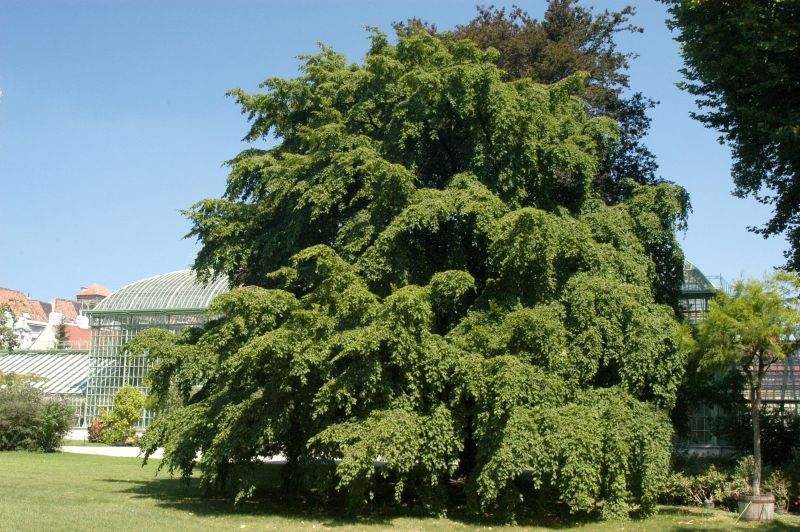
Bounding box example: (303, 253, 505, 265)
(0, 373, 73, 452)
(398, 1, 664, 206)
(666, 0, 800, 270)
(132, 29, 688, 520)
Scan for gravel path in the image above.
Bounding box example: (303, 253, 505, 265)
(61, 446, 164, 459)
(61, 446, 289, 464)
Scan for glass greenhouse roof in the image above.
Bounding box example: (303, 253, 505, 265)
(0, 350, 89, 395)
(681, 260, 717, 295)
(89, 270, 229, 314)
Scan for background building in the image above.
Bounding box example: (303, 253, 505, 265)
(0, 350, 90, 426)
(83, 270, 228, 428)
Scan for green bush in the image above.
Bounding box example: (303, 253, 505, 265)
(764, 470, 791, 510)
(730, 455, 755, 496)
(100, 385, 145, 445)
(662, 466, 728, 506)
(663, 454, 794, 512)
(0, 374, 73, 452)
(38, 400, 74, 451)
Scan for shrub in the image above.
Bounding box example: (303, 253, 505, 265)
(87, 417, 105, 443)
(731, 455, 755, 495)
(38, 400, 74, 451)
(662, 466, 728, 506)
(764, 470, 791, 510)
(663, 454, 794, 512)
(0, 376, 73, 452)
(100, 385, 145, 445)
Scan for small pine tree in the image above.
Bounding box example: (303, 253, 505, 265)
(0, 305, 19, 351)
(54, 321, 69, 350)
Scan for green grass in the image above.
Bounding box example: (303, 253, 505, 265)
(1, 452, 799, 531)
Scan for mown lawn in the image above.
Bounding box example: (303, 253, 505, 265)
(1, 452, 799, 531)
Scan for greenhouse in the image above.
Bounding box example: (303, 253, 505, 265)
(0, 350, 89, 426)
(84, 270, 228, 428)
(678, 260, 728, 323)
(680, 261, 800, 452)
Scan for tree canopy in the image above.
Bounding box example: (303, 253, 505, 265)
(131, 28, 689, 520)
(397, 1, 664, 205)
(665, 0, 800, 270)
(697, 272, 800, 495)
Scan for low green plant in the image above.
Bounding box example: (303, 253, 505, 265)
(731, 455, 755, 496)
(100, 385, 145, 445)
(38, 400, 74, 451)
(764, 470, 791, 510)
(662, 466, 727, 506)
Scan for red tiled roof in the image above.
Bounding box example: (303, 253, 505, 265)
(64, 325, 91, 350)
(77, 283, 111, 297)
(0, 288, 48, 321)
(54, 299, 80, 323)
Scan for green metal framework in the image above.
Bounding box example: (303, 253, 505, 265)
(759, 357, 800, 409)
(680, 260, 800, 450)
(679, 261, 719, 323)
(84, 270, 228, 428)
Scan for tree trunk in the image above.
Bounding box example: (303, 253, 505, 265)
(752, 374, 762, 496)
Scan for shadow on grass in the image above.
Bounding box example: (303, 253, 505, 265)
(103, 464, 799, 530)
(103, 463, 402, 528)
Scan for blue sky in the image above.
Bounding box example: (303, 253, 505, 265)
(0, 0, 788, 300)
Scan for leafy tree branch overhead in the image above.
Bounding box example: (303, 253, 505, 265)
(665, 0, 800, 270)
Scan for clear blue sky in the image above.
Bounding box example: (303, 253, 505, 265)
(0, 0, 788, 301)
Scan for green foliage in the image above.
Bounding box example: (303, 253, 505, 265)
(133, 27, 691, 521)
(765, 469, 790, 507)
(661, 455, 792, 511)
(698, 272, 800, 373)
(665, 0, 800, 269)
(0, 304, 19, 351)
(697, 272, 800, 495)
(0, 374, 72, 451)
(54, 321, 69, 349)
(101, 385, 145, 445)
(662, 467, 728, 507)
(402, 2, 665, 205)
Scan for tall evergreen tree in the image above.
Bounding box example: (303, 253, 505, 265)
(55, 321, 69, 350)
(131, 29, 689, 520)
(398, 1, 663, 206)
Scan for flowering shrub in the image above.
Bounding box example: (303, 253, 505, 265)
(87, 417, 105, 443)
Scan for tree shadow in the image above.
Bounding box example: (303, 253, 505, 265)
(103, 464, 406, 528)
(103, 470, 613, 530)
(105, 466, 794, 530)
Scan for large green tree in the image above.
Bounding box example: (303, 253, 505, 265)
(398, 2, 664, 208)
(665, 0, 800, 270)
(697, 272, 800, 496)
(132, 29, 688, 520)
